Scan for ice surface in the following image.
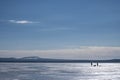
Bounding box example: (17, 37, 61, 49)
(0, 63, 120, 80)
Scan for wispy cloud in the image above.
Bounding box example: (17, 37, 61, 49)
(8, 20, 39, 24)
(0, 46, 120, 59)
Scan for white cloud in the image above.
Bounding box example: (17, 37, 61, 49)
(8, 20, 39, 24)
(0, 46, 120, 59)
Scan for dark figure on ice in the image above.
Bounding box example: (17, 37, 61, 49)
(97, 62, 99, 66)
(91, 62, 93, 66)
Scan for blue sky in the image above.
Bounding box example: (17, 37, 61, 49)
(0, 0, 120, 59)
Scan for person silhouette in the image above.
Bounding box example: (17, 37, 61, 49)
(91, 62, 93, 66)
(97, 62, 99, 66)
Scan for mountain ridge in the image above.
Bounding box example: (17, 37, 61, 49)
(0, 56, 120, 63)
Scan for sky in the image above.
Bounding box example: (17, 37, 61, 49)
(0, 0, 120, 59)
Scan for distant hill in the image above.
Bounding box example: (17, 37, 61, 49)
(0, 56, 120, 63)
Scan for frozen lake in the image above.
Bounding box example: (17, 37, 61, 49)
(0, 63, 120, 80)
